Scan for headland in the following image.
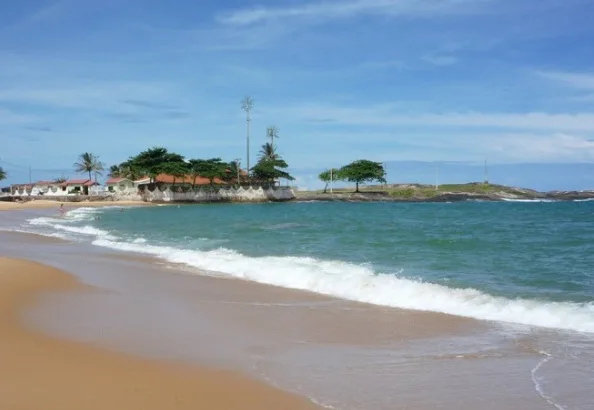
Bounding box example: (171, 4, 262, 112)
(294, 182, 594, 202)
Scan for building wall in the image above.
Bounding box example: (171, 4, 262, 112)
(13, 184, 82, 196)
(113, 185, 295, 202)
(107, 181, 135, 192)
(10, 184, 295, 202)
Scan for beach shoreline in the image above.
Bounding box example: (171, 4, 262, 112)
(0, 257, 321, 410)
(0, 199, 153, 211)
(1, 206, 590, 410)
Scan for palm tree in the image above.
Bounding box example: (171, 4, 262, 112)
(108, 165, 121, 178)
(74, 152, 104, 181)
(0, 166, 6, 182)
(258, 142, 278, 162)
(227, 159, 241, 184)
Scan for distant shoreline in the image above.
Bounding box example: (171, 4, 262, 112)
(293, 183, 594, 203)
(2, 182, 593, 205)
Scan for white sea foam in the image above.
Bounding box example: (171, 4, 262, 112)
(28, 214, 117, 240)
(88, 238, 594, 334)
(2, 228, 70, 240)
(531, 351, 566, 410)
(574, 198, 594, 202)
(22, 208, 594, 334)
(65, 207, 103, 220)
(501, 198, 556, 203)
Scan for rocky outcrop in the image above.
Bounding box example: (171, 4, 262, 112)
(293, 189, 594, 203)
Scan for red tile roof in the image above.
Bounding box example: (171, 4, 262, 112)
(106, 177, 132, 184)
(155, 173, 226, 185)
(35, 180, 57, 186)
(62, 179, 98, 187)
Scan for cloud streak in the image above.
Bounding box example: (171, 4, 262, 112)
(282, 103, 594, 131)
(217, 0, 490, 26)
(537, 71, 594, 90)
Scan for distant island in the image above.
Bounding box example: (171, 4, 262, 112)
(294, 183, 594, 203)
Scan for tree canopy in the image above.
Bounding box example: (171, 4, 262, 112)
(339, 160, 386, 192)
(0, 166, 6, 182)
(187, 158, 228, 185)
(250, 140, 294, 184)
(251, 158, 294, 183)
(258, 142, 278, 162)
(126, 147, 185, 182)
(318, 168, 342, 193)
(74, 152, 104, 181)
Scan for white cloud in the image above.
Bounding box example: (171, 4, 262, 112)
(488, 133, 594, 161)
(277, 103, 594, 131)
(217, 0, 489, 26)
(536, 71, 594, 90)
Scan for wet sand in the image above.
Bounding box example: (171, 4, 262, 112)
(0, 257, 321, 410)
(0, 199, 151, 211)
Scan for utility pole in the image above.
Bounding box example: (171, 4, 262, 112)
(241, 96, 254, 181)
(435, 162, 439, 190)
(235, 158, 241, 185)
(29, 165, 32, 185)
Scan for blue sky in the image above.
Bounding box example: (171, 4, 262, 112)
(1, 0, 594, 190)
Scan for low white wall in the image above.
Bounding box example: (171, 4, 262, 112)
(113, 185, 294, 202)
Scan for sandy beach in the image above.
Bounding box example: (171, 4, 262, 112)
(0, 257, 320, 410)
(0, 199, 151, 211)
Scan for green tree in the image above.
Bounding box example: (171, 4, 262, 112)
(339, 160, 386, 192)
(188, 158, 228, 186)
(54, 175, 67, 183)
(252, 142, 294, 184)
(251, 158, 295, 184)
(259, 142, 278, 161)
(110, 161, 142, 181)
(127, 147, 184, 182)
(318, 168, 341, 193)
(223, 160, 242, 184)
(108, 165, 121, 178)
(160, 161, 189, 186)
(74, 152, 104, 181)
(0, 166, 6, 182)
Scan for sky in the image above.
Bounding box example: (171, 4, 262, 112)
(1, 0, 594, 190)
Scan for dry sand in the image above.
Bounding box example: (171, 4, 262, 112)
(0, 257, 320, 410)
(0, 199, 152, 211)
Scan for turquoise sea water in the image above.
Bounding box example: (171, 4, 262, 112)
(22, 200, 594, 333)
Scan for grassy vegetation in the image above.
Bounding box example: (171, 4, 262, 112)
(299, 182, 538, 199)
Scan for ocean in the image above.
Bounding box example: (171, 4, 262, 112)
(4, 200, 594, 409)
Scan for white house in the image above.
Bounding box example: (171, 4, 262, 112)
(61, 179, 98, 195)
(106, 177, 136, 192)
